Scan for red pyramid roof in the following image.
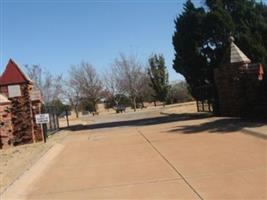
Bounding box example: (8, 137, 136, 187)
(0, 59, 32, 86)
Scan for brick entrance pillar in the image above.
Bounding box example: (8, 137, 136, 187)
(0, 94, 13, 148)
(0, 59, 40, 145)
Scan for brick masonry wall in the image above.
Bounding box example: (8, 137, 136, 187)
(31, 100, 44, 141)
(215, 63, 264, 117)
(0, 83, 35, 145)
(214, 64, 243, 117)
(11, 83, 35, 144)
(0, 102, 13, 148)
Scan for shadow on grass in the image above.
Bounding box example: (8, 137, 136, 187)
(62, 112, 213, 131)
(168, 118, 267, 134)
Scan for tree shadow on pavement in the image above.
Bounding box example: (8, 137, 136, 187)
(168, 118, 267, 134)
(63, 113, 213, 131)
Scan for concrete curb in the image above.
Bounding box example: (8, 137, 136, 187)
(1, 143, 65, 200)
(240, 128, 267, 140)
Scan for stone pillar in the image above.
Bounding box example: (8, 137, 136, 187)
(31, 86, 44, 141)
(0, 83, 36, 145)
(0, 95, 13, 148)
(214, 37, 252, 117)
(0, 59, 45, 145)
(214, 63, 244, 117)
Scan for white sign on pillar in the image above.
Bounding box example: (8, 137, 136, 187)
(35, 114, 50, 124)
(8, 85, 22, 98)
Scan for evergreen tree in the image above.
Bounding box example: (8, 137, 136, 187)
(173, 0, 267, 98)
(148, 54, 169, 103)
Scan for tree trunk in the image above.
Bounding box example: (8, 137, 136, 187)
(132, 97, 136, 112)
(92, 100, 97, 115)
(74, 106, 79, 118)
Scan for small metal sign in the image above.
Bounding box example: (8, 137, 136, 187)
(35, 114, 50, 124)
(8, 85, 22, 98)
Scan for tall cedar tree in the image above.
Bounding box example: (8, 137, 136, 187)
(173, 0, 267, 98)
(148, 54, 169, 102)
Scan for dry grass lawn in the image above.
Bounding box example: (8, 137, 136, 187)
(0, 130, 70, 194)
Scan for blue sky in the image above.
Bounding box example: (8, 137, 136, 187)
(0, 0, 202, 81)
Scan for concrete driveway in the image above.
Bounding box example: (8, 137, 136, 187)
(3, 109, 267, 199)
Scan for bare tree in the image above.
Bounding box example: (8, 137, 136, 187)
(136, 70, 154, 108)
(111, 54, 145, 111)
(103, 68, 124, 107)
(167, 81, 192, 104)
(64, 79, 81, 118)
(25, 65, 64, 104)
(69, 62, 102, 112)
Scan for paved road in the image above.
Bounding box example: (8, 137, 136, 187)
(6, 109, 267, 199)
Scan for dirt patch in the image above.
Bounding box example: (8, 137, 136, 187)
(0, 130, 70, 194)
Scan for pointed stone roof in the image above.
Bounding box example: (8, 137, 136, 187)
(221, 36, 251, 65)
(0, 59, 32, 86)
(230, 41, 251, 64)
(0, 94, 10, 104)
